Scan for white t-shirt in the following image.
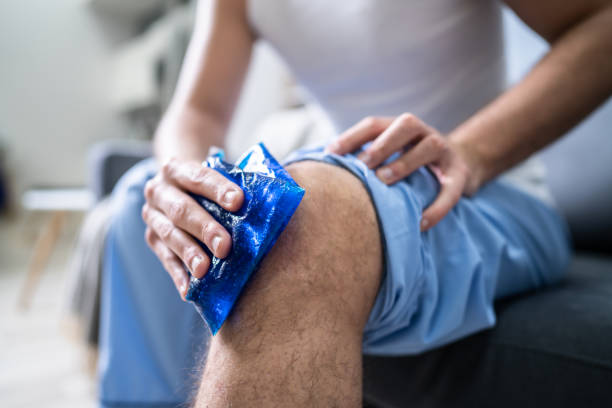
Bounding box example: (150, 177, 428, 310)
(247, 0, 553, 204)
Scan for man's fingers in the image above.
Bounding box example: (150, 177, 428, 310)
(145, 228, 190, 299)
(326, 116, 394, 155)
(142, 204, 211, 279)
(358, 113, 428, 169)
(376, 134, 447, 184)
(145, 180, 232, 259)
(421, 166, 463, 231)
(161, 159, 244, 212)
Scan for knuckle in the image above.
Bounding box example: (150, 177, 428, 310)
(162, 251, 176, 265)
(144, 228, 154, 246)
(366, 145, 381, 161)
(392, 160, 407, 175)
(144, 179, 156, 200)
(167, 199, 187, 222)
(332, 139, 345, 151)
(157, 221, 174, 241)
(202, 222, 222, 244)
(398, 113, 417, 127)
(363, 116, 379, 129)
(182, 246, 198, 264)
(191, 166, 210, 184)
(161, 160, 174, 178)
(195, 167, 223, 197)
(396, 121, 414, 135)
(200, 222, 212, 243)
(430, 134, 448, 152)
(141, 204, 149, 221)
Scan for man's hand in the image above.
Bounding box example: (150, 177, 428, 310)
(142, 158, 244, 298)
(326, 114, 477, 231)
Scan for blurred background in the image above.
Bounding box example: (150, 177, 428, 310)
(0, 1, 610, 407)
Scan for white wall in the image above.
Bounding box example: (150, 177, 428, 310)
(0, 0, 293, 208)
(0, 0, 131, 202)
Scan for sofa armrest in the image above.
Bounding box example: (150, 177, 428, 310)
(88, 139, 152, 201)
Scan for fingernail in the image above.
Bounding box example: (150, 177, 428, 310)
(179, 281, 187, 298)
(223, 190, 239, 206)
(420, 218, 429, 231)
(191, 255, 203, 273)
(212, 235, 223, 255)
(377, 167, 395, 183)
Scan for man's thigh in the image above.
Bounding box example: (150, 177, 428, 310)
(99, 159, 207, 406)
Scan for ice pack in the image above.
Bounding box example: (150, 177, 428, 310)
(185, 143, 305, 335)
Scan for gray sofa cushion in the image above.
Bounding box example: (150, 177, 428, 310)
(88, 140, 152, 201)
(363, 254, 612, 408)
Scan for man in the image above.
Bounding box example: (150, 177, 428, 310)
(99, 0, 612, 406)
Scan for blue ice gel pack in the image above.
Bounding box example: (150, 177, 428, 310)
(185, 143, 305, 334)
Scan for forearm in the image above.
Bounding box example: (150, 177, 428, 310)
(449, 5, 612, 190)
(153, 0, 254, 165)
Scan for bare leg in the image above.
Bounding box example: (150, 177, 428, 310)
(194, 161, 383, 407)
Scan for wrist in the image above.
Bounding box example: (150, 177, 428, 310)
(448, 136, 487, 195)
(154, 104, 226, 164)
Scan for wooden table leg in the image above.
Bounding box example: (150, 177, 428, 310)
(17, 211, 66, 310)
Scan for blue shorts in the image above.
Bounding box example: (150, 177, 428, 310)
(285, 146, 571, 354)
(99, 148, 570, 405)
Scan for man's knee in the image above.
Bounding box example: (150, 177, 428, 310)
(231, 161, 383, 330)
(284, 161, 382, 284)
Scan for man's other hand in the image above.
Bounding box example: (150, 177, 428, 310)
(326, 114, 477, 231)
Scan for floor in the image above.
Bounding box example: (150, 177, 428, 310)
(0, 212, 97, 408)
